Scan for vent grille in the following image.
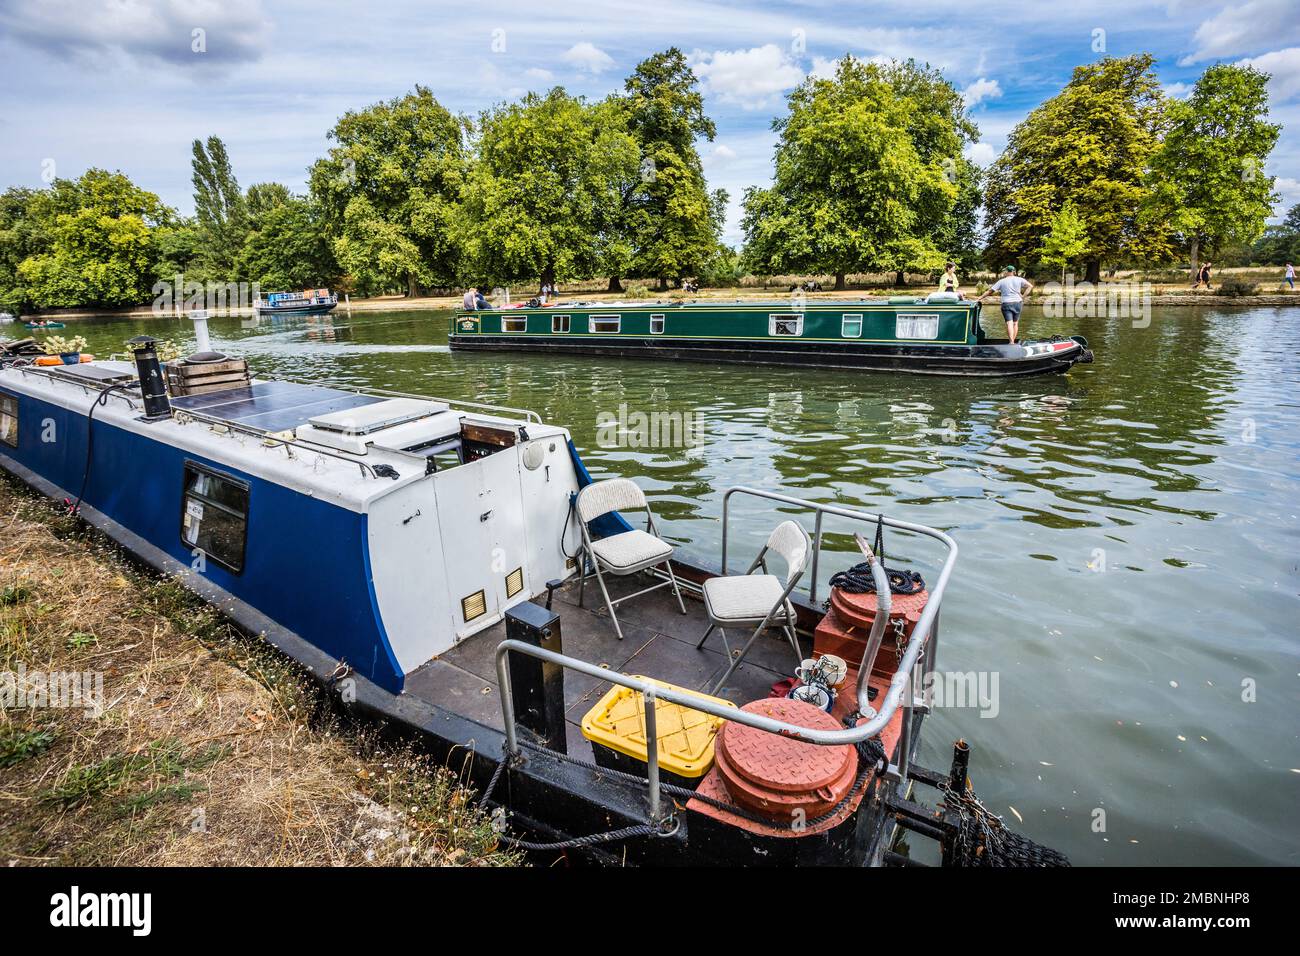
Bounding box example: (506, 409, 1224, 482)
(505, 567, 524, 598)
(461, 590, 487, 622)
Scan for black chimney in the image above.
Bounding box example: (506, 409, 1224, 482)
(128, 335, 171, 422)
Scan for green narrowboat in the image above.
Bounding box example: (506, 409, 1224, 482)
(448, 296, 1093, 377)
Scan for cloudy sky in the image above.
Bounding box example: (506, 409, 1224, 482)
(1, 0, 1297, 245)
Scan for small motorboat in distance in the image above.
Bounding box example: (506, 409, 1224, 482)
(254, 288, 338, 317)
(449, 294, 1093, 377)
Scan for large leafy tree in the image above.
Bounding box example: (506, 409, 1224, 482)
(984, 55, 1167, 281)
(617, 48, 728, 290)
(1252, 203, 1300, 265)
(454, 88, 640, 289)
(191, 136, 249, 276)
(0, 187, 46, 313)
(1143, 63, 1278, 269)
(235, 192, 339, 291)
(310, 87, 469, 296)
(742, 56, 957, 289)
(15, 169, 172, 308)
(881, 59, 983, 278)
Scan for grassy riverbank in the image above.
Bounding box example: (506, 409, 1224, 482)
(0, 474, 517, 867)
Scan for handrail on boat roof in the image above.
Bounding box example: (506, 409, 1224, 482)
(494, 486, 958, 823)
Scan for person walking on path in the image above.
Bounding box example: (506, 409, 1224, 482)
(1285, 263, 1295, 290)
(975, 266, 1033, 344)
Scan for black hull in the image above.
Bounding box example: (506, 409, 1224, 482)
(448, 334, 1091, 377)
(255, 303, 338, 317)
(0, 450, 907, 867)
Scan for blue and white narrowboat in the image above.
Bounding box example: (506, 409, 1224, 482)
(0, 338, 1066, 866)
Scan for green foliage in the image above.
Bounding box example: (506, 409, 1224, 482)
(14, 169, 172, 308)
(0, 187, 47, 313)
(310, 86, 469, 295)
(742, 56, 959, 286)
(454, 88, 640, 287)
(235, 195, 339, 290)
(1252, 206, 1300, 265)
(1144, 64, 1279, 265)
(1216, 277, 1259, 297)
(191, 136, 249, 276)
(0, 726, 55, 769)
(984, 55, 1168, 278)
(617, 48, 727, 284)
(1040, 201, 1090, 281)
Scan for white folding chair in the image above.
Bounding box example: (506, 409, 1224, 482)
(697, 519, 811, 695)
(576, 478, 687, 640)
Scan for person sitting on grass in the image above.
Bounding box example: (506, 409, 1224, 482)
(975, 266, 1033, 344)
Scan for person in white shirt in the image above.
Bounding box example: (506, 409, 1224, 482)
(975, 266, 1033, 344)
(1285, 263, 1295, 290)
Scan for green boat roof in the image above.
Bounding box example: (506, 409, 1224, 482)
(468, 296, 975, 312)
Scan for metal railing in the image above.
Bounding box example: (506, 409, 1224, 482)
(495, 486, 958, 825)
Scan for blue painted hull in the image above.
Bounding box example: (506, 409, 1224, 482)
(0, 387, 405, 692)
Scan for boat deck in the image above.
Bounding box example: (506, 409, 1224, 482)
(405, 571, 806, 759)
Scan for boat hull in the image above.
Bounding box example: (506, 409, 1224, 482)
(449, 332, 1093, 377)
(254, 303, 338, 317)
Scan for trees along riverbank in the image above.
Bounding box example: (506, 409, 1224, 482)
(0, 50, 1288, 317)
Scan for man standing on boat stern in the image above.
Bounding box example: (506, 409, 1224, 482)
(976, 266, 1033, 344)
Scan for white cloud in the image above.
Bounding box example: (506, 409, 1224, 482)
(689, 44, 807, 108)
(1273, 176, 1300, 218)
(710, 143, 737, 162)
(1179, 0, 1300, 64)
(961, 77, 1002, 108)
(525, 67, 555, 83)
(0, 0, 271, 67)
(809, 55, 840, 81)
(560, 41, 614, 74)
(1163, 81, 1194, 99)
(1235, 47, 1300, 102)
(965, 142, 997, 167)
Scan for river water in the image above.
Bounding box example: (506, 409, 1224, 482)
(36, 303, 1300, 865)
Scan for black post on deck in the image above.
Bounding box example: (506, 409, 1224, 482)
(948, 738, 971, 793)
(504, 599, 566, 753)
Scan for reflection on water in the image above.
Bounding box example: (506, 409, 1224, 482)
(58, 304, 1300, 865)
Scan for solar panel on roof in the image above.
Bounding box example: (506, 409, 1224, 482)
(170, 380, 383, 433)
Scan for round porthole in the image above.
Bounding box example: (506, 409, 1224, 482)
(522, 442, 546, 471)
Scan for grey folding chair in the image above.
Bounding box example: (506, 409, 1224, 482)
(576, 478, 687, 640)
(697, 519, 811, 695)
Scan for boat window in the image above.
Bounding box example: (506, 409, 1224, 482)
(650, 314, 665, 334)
(842, 314, 863, 338)
(590, 314, 621, 334)
(180, 462, 249, 574)
(0, 393, 16, 448)
(769, 314, 803, 336)
(501, 316, 527, 333)
(896, 313, 940, 340)
(552, 314, 571, 333)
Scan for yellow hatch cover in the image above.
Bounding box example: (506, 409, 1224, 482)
(581, 676, 736, 779)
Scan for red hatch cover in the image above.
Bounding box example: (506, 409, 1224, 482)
(715, 698, 857, 820)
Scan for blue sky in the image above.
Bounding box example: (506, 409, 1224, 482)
(1, 0, 1297, 246)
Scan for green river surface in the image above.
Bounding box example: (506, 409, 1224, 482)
(31, 303, 1300, 865)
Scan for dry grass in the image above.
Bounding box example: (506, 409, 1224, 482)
(0, 474, 520, 866)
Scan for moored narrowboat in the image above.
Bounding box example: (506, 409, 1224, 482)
(0, 341, 1067, 866)
(449, 296, 1093, 377)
